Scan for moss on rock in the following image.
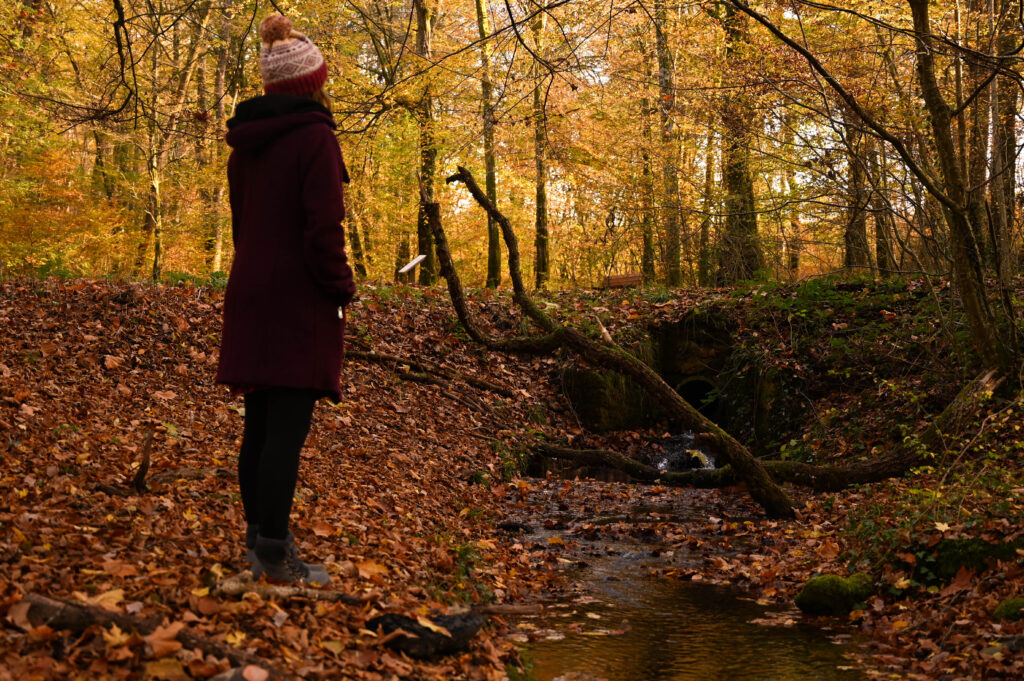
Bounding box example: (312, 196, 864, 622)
(795, 573, 874, 616)
(993, 598, 1024, 622)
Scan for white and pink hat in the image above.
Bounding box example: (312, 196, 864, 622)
(258, 15, 328, 96)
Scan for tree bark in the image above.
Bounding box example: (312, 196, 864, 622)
(716, 3, 764, 284)
(908, 0, 1004, 367)
(475, 0, 502, 289)
(640, 48, 657, 282)
(414, 0, 438, 285)
(532, 3, 550, 289)
(843, 113, 872, 273)
(870, 142, 898, 274)
(654, 0, 682, 286)
(989, 0, 1018, 279)
(698, 133, 716, 286)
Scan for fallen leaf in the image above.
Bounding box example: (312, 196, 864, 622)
(103, 623, 132, 649)
(940, 566, 976, 596)
(242, 666, 270, 681)
(144, 621, 185, 657)
(74, 588, 124, 611)
(356, 560, 389, 579)
(103, 559, 139, 577)
(416, 616, 451, 637)
(143, 658, 188, 681)
(321, 639, 344, 654)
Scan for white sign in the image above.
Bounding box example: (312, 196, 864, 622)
(398, 254, 427, 274)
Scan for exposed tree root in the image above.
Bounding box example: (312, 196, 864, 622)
(16, 593, 286, 679)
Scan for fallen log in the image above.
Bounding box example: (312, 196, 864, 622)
(538, 368, 1005, 492)
(15, 593, 286, 679)
(366, 612, 485, 659)
(536, 444, 733, 488)
(438, 166, 794, 519)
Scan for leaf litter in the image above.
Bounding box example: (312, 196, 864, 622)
(0, 279, 1023, 680)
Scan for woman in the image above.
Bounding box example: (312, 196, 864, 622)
(216, 14, 355, 585)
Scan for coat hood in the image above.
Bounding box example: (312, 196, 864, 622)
(226, 94, 336, 151)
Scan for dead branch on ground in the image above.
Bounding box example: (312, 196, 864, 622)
(437, 166, 794, 519)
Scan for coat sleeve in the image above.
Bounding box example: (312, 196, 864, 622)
(300, 126, 356, 307)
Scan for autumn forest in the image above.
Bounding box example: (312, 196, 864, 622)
(2, 0, 1017, 293)
(3, 1, 1024, 680)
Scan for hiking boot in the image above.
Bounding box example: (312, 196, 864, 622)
(253, 533, 330, 586)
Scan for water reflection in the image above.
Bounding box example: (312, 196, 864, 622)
(527, 559, 863, 681)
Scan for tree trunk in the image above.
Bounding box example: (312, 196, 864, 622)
(716, 3, 763, 284)
(640, 49, 657, 282)
(475, 0, 502, 289)
(909, 0, 1004, 367)
(348, 210, 368, 278)
(91, 130, 115, 199)
(870, 143, 898, 274)
(532, 3, 550, 289)
(966, 0, 993, 263)
(781, 116, 800, 280)
(209, 8, 232, 273)
(698, 133, 716, 286)
(146, 162, 163, 282)
(989, 0, 1018, 279)
(843, 114, 872, 272)
(414, 0, 437, 285)
(395, 236, 413, 284)
(654, 0, 682, 286)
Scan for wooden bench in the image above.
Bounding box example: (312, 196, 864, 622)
(600, 273, 643, 289)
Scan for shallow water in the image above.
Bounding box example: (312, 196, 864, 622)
(525, 547, 864, 681)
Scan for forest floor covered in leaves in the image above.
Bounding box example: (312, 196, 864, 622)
(1, 277, 1023, 680)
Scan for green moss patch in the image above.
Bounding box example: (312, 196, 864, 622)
(795, 573, 874, 616)
(993, 598, 1024, 622)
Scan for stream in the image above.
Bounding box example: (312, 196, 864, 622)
(506, 485, 866, 681)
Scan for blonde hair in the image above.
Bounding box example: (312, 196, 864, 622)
(311, 87, 332, 115)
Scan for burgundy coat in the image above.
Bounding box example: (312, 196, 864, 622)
(216, 95, 356, 402)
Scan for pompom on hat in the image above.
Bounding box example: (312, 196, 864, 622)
(258, 14, 328, 96)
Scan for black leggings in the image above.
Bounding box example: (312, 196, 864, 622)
(238, 387, 319, 539)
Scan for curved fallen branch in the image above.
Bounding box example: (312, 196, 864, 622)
(438, 166, 794, 519)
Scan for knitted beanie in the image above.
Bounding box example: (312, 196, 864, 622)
(258, 14, 328, 96)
